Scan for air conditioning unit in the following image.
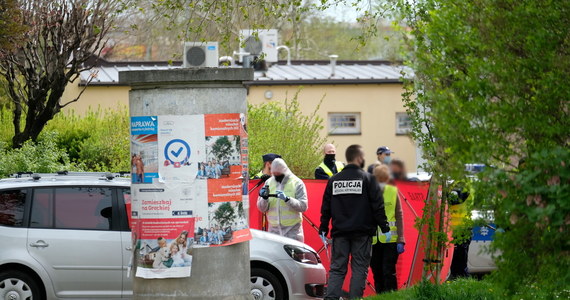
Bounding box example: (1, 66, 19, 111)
(239, 29, 278, 63)
(183, 42, 218, 68)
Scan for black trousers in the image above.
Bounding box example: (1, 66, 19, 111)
(450, 239, 471, 279)
(370, 242, 399, 293)
(325, 235, 372, 300)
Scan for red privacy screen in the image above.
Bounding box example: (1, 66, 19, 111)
(248, 179, 453, 296)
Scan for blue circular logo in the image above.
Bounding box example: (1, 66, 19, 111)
(164, 139, 191, 164)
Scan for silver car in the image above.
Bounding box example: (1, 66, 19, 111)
(0, 172, 326, 300)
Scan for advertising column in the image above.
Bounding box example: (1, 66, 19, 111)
(121, 68, 253, 300)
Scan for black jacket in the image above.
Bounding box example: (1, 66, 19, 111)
(314, 160, 340, 180)
(319, 164, 390, 237)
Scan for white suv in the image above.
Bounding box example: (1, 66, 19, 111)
(0, 172, 326, 300)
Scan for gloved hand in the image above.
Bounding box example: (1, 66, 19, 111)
(320, 232, 328, 245)
(259, 186, 269, 200)
(276, 190, 290, 202)
(397, 243, 405, 254)
(384, 231, 392, 243)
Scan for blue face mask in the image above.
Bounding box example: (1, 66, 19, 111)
(383, 156, 391, 164)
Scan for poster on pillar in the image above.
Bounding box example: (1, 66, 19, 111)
(132, 185, 196, 279)
(194, 114, 252, 247)
(130, 114, 251, 279)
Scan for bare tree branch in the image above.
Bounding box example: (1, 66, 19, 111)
(0, 0, 118, 147)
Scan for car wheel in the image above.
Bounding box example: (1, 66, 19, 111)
(250, 268, 284, 300)
(0, 270, 41, 300)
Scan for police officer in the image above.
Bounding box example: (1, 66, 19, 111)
(449, 180, 474, 279)
(367, 146, 394, 174)
(315, 143, 345, 179)
(319, 144, 391, 300)
(252, 153, 281, 179)
(257, 158, 308, 242)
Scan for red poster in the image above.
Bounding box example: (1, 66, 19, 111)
(207, 179, 243, 203)
(204, 113, 241, 136)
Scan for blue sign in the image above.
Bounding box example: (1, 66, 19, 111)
(472, 224, 496, 241)
(131, 116, 157, 135)
(164, 139, 191, 164)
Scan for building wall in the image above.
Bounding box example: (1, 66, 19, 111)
(248, 84, 418, 172)
(61, 80, 418, 172)
(61, 78, 130, 114)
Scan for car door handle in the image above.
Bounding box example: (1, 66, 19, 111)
(30, 240, 49, 248)
(125, 246, 132, 251)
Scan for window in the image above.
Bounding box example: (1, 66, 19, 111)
(30, 189, 54, 228)
(31, 187, 113, 230)
(396, 112, 412, 135)
(0, 189, 27, 227)
(328, 113, 361, 135)
(121, 188, 134, 231)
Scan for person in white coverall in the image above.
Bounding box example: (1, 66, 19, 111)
(257, 158, 308, 242)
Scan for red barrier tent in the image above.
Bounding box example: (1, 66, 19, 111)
(248, 179, 453, 296)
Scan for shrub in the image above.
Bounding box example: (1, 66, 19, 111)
(0, 131, 74, 177)
(45, 107, 130, 172)
(248, 90, 328, 178)
(0, 106, 130, 175)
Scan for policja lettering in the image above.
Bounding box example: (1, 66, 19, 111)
(332, 180, 363, 195)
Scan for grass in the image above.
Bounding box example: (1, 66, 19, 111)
(365, 278, 500, 300)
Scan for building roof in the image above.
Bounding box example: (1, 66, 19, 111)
(79, 58, 409, 86)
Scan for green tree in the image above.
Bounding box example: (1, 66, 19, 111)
(211, 136, 233, 162)
(248, 90, 327, 178)
(213, 202, 236, 228)
(387, 0, 570, 295)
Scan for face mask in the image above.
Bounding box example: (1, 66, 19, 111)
(359, 159, 365, 169)
(379, 182, 387, 190)
(324, 153, 336, 164)
(383, 156, 392, 164)
(274, 174, 285, 183)
(393, 172, 404, 180)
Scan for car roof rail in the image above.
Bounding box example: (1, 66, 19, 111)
(6, 171, 131, 180)
(9, 172, 33, 178)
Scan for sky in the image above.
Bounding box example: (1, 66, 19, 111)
(320, 0, 370, 22)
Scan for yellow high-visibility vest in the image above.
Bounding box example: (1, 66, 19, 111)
(266, 176, 302, 227)
(450, 201, 469, 228)
(449, 182, 474, 230)
(318, 161, 345, 177)
(373, 185, 399, 244)
(251, 171, 264, 179)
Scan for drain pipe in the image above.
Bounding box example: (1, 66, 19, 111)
(329, 54, 338, 77)
(277, 45, 291, 65)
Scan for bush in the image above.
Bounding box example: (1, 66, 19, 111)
(0, 106, 130, 175)
(0, 131, 74, 177)
(248, 90, 328, 178)
(45, 108, 130, 172)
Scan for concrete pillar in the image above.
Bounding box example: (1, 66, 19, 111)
(119, 68, 254, 300)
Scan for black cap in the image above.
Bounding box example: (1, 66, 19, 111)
(376, 146, 394, 155)
(262, 153, 281, 162)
